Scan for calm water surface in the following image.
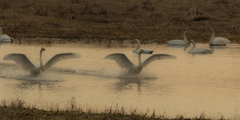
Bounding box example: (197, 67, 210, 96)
(0, 43, 240, 118)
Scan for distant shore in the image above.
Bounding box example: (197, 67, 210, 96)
(1, 0, 240, 44)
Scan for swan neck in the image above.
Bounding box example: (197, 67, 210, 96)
(40, 50, 43, 70)
(183, 32, 188, 43)
(189, 42, 196, 52)
(138, 52, 142, 66)
(209, 30, 215, 44)
(133, 40, 140, 52)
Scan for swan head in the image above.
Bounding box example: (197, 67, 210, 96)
(132, 39, 139, 44)
(41, 48, 46, 52)
(189, 40, 195, 43)
(184, 31, 188, 34)
(208, 27, 214, 32)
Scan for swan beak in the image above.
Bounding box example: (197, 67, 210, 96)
(42, 48, 46, 51)
(10, 38, 13, 44)
(207, 27, 212, 31)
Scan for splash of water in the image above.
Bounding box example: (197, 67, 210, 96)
(0, 65, 64, 82)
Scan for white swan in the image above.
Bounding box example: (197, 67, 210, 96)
(188, 40, 213, 54)
(133, 39, 154, 54)
(0, 27, 13, 44)
(3, 48, 81, 77)
(208, 28, 230, 46)
(166, 31, 189, 46)
(105, 49, 176, 74)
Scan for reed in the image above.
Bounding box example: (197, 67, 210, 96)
(0, 98, 229, 120)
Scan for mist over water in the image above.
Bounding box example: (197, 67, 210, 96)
(0, 43, 240, 118)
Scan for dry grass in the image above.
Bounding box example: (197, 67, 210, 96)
(0, 98, 228, 120)
(1, 0, 240, 43)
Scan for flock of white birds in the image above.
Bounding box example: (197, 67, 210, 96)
(0, 27, 230, 77)
(166, 28, 230, 53)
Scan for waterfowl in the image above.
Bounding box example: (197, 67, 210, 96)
(3, 48, 81, 77)
(105, 49, 176, 74)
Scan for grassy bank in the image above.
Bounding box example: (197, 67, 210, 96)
(0, 98, 228, 120)
(0, 0, 240, 43)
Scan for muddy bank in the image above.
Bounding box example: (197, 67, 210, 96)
(11, 38, 163, 48)
(1, 0, 240, 43)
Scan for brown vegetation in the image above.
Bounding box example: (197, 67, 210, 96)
(0, 98, 226, 120)
(0, 0, 240, 43)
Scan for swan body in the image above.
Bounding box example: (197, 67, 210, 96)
(188, 40, 213, 54)
(208, 28, 230, 46)
(3, 48, 81, 77)
(133, 39, 154, 54)
(166, 31, 189, 46)
(105, 49, 176, 74)
(0, 27, 13, 44)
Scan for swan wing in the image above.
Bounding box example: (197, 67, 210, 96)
(3, 54, 35, 71)
(191, 48, 213, 53)
(104, 53, 134, 69)
(167, 40, 186, 45)
(0, 35, 11, 42)
(213, 37, 230, 44)
(44, 53, 81, 70)
(142, 54, 176, 68)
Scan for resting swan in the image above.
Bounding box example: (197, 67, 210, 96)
(166, 31, 189, 46)
(105, 49, 176, 74)
(0, 27, 13, 44)
(3, 48, 81, 77)
(208, 28, 230, 46)
(133, 39, 154, 54)
(188, 40, 213, 54)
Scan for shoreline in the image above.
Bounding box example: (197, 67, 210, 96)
(9, 37, 239, 46)
(0, 98, 227, 120)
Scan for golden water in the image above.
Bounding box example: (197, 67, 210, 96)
(0, 43, 240, 118)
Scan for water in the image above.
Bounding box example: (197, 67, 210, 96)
(0, 43, 240, 118)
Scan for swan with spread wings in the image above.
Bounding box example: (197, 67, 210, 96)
(3, 48, 80, 77)
(105, 49, 176, 74)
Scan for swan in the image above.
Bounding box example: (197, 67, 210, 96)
(188, 40, 213, 54)
(133, 39, 154, 54)
(166, 31, 189, 46)
(0, 27, 13, 44)
(3, 48, 81, 77)
(208, 28, 230, 46)
(105, 49, 176, 74)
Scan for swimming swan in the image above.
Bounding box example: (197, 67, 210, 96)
(133, 39, 154, 54)
(166, 31, 189, 46)
(105, 49, 176, 74)
(3, 48, 81, 77)
(0, 27, 13, 44)
(208, 28, 230, 46)
(188, 40, 213, 54)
